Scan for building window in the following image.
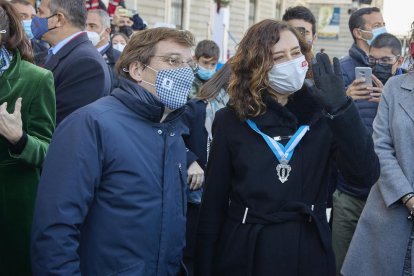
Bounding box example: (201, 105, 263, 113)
(171, 0, 184, 29)
(249, 0, 256, 26)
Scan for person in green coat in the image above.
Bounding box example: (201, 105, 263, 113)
(0, 1, 56, 275)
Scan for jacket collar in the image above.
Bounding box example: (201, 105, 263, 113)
(45, 32, 89, 71)
(349, 43, 369, 66)
(399, 73, 414, 123)
(2, 50, 21, 80)
(111, 78, 185, 123)
(400, 73, 414, 91)
(101, 43, 120, 65)
(251, 86, 323, 134)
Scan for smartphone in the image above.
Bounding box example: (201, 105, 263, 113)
(355, 67, 372, 86)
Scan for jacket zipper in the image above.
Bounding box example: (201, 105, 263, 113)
(178, 163, 186, 216)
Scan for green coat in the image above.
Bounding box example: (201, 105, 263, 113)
(0, 51, 56, 275)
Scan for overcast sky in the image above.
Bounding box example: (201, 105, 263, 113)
(383, 0, 414, 37)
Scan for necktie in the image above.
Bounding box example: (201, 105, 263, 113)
(44, 48, 54, 64)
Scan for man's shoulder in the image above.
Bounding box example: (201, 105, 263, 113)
(339, 55, 357, 69)
(67, 96, 121, 122)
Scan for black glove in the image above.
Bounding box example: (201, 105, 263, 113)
(306, 53, 348, 114)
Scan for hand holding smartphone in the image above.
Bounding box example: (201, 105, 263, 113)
(355, 67, 373, 86)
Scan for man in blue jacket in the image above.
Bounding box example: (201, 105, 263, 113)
(31, 27, 196, 276)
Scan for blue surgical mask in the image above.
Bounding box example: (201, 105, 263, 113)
(22, 20, 34, 39)
(360, 26, 387, 46)
(197, 65, 216, 80)
(31, 15, 57, 40)
(141, 65, 195, 109)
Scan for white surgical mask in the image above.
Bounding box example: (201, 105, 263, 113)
(268, 55, 308, 94)
(359, 27, 387, 46)
(86, 30, 105, 47)
(113, 43, 126, 52)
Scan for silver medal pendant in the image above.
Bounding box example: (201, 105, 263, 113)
(276, 159, 291, 183)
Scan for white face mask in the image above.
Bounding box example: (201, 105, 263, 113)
(268, 55, 308, 94)
(113, 43, 126, 52)
(86, 30, 105, 47)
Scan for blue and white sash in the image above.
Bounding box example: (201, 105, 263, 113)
(246, 119, 309, 183)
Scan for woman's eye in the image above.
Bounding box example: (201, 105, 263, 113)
(293, 52, 301, 56)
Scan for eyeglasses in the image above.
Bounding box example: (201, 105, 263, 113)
(368, 55, 400, 66)
(152, 55, 198, 71)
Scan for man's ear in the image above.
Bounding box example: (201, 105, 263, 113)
(396, 55, 404, 67)
(312, 33, 318, 44)
(54, 12, 66, 28)
(104, 27, 111, 38)
(353, 28, 363, 40)
(128, 62, 145, 82)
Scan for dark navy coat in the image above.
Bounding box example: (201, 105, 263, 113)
(338, 43, 379, 198)
(31, 79, 188, 276)
(45, 32, 111, 125)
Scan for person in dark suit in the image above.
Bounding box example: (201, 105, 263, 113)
(86, 9, 121, 90)
(32, 0, 110, 124)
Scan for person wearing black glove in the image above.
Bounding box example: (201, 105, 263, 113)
(305, 53, 351, 116)
(195, 19, 379, 276)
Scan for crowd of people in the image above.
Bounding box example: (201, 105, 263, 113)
(0, 0, 413, 275)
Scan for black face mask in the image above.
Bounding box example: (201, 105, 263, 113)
(371, 63, 393, 85)
(118, 26, 133, 38)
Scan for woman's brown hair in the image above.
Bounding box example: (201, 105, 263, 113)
(228, 19, 312, 120)
(0, 0, 33, 62)
(197, 60, 232, 101)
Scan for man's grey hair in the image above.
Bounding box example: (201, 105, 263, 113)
(10, 0, 33, 7)
(88, 9, 111, 29)
(49, 0, 87, 30)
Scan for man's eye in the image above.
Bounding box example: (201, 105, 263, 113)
(168, 58, 178, 65)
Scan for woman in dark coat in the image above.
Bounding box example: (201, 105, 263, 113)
(195, 19, 379, 276)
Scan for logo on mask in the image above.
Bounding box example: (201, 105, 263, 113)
(142, 66, 195, 110)
(161, 78, 174, 90)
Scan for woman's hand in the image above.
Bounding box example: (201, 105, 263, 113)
(0, 98, 23, 144)
(405, 197, 414, 214)
(187, 161, 204, 190)
(309, 53, 348, 114)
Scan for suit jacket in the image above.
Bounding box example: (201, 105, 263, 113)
(342, 73, 414, 275)
(0, 50, 55, 275)
(45, 32, 111, 124)
(101, 43, 121, 91)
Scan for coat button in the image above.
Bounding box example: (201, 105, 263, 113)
(170, 132, 175, 137)
(157, 129, 163, 135)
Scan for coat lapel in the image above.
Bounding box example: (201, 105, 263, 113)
(398, 75, 414, 123)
